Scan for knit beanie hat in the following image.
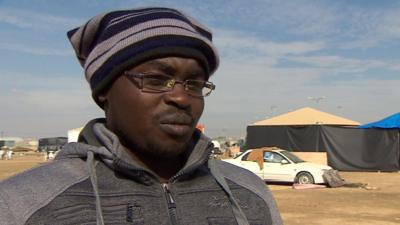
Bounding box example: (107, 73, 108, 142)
(67, 7, 219, 106)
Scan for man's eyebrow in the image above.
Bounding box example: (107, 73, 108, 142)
(187, 67, 207, 79)
(142, 59, 207, 79)
(143, 60, 176, 74)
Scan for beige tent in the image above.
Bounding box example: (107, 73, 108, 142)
(253, 107, 360, 126)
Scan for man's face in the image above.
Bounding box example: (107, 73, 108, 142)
(101, 57, 206, 158)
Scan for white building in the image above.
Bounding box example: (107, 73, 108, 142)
(68, 127, 83, 143)
(0, 137, 23, 149)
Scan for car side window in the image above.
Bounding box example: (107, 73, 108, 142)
(264, 152, 284, 163)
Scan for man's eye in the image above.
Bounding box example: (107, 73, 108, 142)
(145, 74, 170, 80)
(186, 81, 204, 91)
(144, 74, 170, 85)
(145, 79, 165, 86)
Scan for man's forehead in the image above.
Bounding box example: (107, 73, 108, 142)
(139, 59, 176, 73)
(134, 58, 207, 77)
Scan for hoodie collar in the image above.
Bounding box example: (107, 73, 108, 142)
(57, 118, 213, 184)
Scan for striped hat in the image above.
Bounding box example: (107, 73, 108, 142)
(67, 7, 219, 105)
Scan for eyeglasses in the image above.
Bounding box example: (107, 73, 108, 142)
(124, 71, 216, 97)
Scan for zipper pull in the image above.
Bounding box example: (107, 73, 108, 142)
(162, 183, 176, 208)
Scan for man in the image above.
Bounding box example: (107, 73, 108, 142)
(0, 7, 282, 225)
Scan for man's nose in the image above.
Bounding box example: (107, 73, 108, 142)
(163, 82, 191, 109)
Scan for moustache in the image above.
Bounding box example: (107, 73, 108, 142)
(158, 111, 194, 126)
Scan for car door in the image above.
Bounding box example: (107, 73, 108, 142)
(263, 151, 294, 182)
(239, 152, 264, 179)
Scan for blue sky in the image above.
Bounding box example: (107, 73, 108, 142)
(1, 0, 400, 138)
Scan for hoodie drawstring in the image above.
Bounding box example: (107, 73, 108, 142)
(87, 151, 105, 225)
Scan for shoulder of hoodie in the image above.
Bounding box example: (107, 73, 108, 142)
(213, 160, 283, 224)
(0, 150, 89, 225)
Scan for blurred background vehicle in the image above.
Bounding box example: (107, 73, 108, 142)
(223, 147, 333, 184)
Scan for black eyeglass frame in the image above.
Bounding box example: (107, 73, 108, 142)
(124, 71, 216, 97)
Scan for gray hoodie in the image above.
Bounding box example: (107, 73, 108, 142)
(0, 119, 282, 225)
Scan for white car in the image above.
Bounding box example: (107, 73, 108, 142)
(223, 148, 333, 184)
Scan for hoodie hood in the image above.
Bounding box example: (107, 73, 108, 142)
(56, 118, 213, 183)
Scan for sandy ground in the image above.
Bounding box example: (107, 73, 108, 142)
(0, 153, 48, 180)
(269, 171, 400, 225)
(0, 153, 399, 225)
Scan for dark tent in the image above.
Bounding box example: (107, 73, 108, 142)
(246, 125, 400, 171)
(246, 108, 400, 172)
(359, 112, 400, 129)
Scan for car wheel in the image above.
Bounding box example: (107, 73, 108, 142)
(295, 172, 315, 184)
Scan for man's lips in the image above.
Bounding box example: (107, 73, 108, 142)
(159, 124, 192, 137)
(159, 113, 193, 125)
(158, 113, 194, 137)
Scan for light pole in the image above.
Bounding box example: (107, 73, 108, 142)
(270, 105, 277, 117)
(308, 96, 326, 105)
(337, 105, 343, 115)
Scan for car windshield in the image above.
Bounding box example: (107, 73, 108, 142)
(280, 150, 305, 163)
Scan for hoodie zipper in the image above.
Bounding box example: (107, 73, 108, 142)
(169, 142, 213, 182)
(159, 141, 212, 225)
(162, 183, 178, 225)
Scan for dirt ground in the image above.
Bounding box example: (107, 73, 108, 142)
(0, 153, 399, 225)
(269, 171, 400, 225)
(0, 153, 48, 180)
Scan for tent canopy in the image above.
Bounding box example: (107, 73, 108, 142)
(252, 107, 360, 126)
(360, 112, 400, 129)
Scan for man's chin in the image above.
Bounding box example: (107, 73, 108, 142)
(147, 141, 189, 159)
(123, 137, 189, 159)
(120, 129, 195, 159)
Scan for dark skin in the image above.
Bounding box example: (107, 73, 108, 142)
(98, 57, 207, 182)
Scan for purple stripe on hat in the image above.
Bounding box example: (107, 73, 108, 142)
(110, 8, 181, 24)
(106, 8, 213, 41)
(89, 36, 216, 89)
(98, 12, 195, 43)
(78, 22, 89, 60)
(85, 25, 216, 79)
(84, 19, 200, 76)
(109, 7, 184, 24)
(85, 24, 202, 73)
